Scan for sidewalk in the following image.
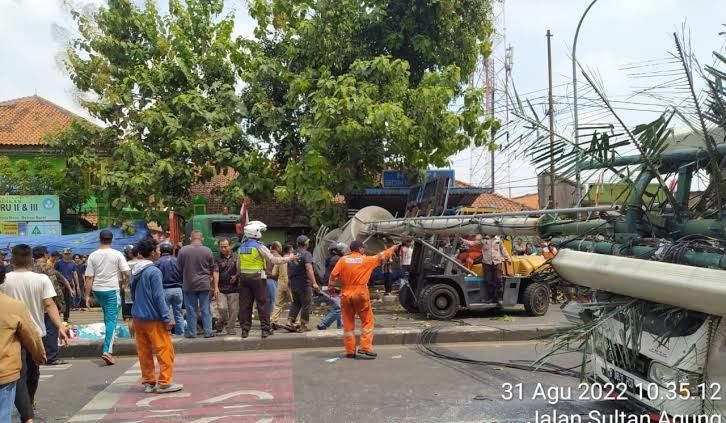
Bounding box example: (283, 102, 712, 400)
(61, 289, 573, 358)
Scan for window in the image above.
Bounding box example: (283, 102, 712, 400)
(211, 220, 238, 240)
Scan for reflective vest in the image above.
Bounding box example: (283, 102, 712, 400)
(239, 239, 265, 272)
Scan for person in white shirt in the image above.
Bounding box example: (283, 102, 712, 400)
(0, 244, 69, 423)
(400, 239, 414, 281)
(84, 230, 130, 365)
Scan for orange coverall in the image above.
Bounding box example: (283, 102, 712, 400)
(458, 236, 483, 269)
(330, 246, 397, 354)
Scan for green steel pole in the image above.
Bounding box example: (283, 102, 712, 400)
(552, 239, 726, 270)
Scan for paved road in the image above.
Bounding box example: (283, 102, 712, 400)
(25, 341, 641, 423)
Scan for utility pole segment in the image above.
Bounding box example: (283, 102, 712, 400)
(546, 29, 556, 209)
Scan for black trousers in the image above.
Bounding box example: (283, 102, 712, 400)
(383, 272, 392, 293)
(15, 348, 39, 422)
(239, 274, 270, 332)
(120, 289, 132, 320)
(483, 263, 504, 299)
(289, 285, 312, 324)
(63, 287, 72, 320)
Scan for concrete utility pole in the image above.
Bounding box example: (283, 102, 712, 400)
(505, 45, 512, 198)
(490, 66, 496, 191)
(546, 29, 556, 209)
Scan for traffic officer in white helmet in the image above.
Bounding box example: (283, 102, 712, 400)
(238, 221, 293, 339)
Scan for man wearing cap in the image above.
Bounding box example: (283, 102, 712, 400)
(54, 249, 79, 320)
(85, 230, 131, 365)
(329, 240, 398, 359)
(238, 221, 293, 339)
(284, 235, 320, 333)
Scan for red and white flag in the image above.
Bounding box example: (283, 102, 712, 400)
(668, 177, 678, 193)
(239, 198, 249, 227)
(594, 173, 603, 205)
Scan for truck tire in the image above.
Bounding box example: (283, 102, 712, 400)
(421, 283, 459, 320)
(398, 285, 419, 313)
(523, 282, 550, 316)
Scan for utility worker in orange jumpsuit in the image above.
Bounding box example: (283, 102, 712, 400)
(457, 235, 483, 269)
(329, 240, 399, 359)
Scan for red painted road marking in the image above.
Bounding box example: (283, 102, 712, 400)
(100, 352, 295, 422)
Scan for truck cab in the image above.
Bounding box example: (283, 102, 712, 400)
(398, 238, 551, 319)
(579, 293, 726, 420)
(183, 214, 240, 256)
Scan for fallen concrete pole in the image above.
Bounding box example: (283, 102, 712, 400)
(551, 249, 726, 317)
(365, 216, 541, 237)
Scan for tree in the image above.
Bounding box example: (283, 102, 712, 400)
(57, 0, 249, 220)
(0, 156, 87, 217)
(57, 0, 496, 227)
(241, 0, 497, 226)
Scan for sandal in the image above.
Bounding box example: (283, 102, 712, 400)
(282, 323, 300, 333)
(101, 352, 116, 365)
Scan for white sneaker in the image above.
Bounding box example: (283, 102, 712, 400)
(143, 383, 156, 393)
(156, 383, 183, 394)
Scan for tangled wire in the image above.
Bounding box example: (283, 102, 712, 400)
(657, 234, 726, 264)
(416, 325, 588, 379)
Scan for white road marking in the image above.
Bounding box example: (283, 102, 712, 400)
(40, 363, 72, 371)
(136, 392, 190, 407)
(189, 417, 272, 423)
(39, 375, 54, 380)
(68, 363, 139, 422)
(199, 390, 273, 404)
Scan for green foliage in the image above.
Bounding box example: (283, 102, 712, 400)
(58, 0, 495, 227)
(59, 0, 248, 220)
(0, 155, 86, 217)
(243, 0, 496, 225)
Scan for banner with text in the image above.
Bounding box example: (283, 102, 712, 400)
(0, 195, 60, 222)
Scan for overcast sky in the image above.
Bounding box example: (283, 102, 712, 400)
(1, 0, 725, 197)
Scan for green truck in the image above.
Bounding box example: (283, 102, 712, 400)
(183, 214, 241, 255)
(182, 214, 292, 256)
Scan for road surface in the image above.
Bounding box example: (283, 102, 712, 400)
(27, 341, 643, 422)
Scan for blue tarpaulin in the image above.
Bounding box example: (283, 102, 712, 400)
(0, 220, 150, 256)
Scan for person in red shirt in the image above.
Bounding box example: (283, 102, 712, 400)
(329, 240, 398, 359)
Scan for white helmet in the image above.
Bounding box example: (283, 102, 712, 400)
(244, 221, 267, 239)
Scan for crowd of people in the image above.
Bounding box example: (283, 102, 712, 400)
(0, 220, 414, 421)
(511, 237, 558, 259)
(0, 249, 90, 322)
(0, 244, 71, 423)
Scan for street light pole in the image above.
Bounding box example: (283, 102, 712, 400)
(572, 0, 599, 206)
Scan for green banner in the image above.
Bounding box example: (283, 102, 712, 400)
(0, 195, 61, 222)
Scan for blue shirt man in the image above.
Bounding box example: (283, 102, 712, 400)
(54, 254, 78, 286)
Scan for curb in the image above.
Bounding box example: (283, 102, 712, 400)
(61, 323, 572, 358)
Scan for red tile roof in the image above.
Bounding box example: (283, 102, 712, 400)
(511, 193, 539, 210)
(189, 169, 311, 227)
(469, 192, 533, 211)
(454, 180, 474, 188)
(189, 170, 239, 213)
(0, 95, 87, 146)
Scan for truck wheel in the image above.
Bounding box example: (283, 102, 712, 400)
(398, 285, 419, 313)
(523, 282, 550, 316)
(421, 284, 459, 320)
